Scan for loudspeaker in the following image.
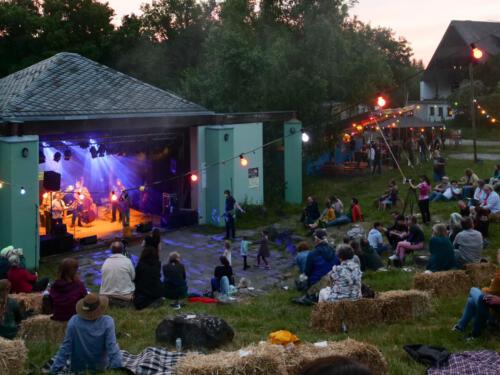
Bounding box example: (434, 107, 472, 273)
(43, 171, 61, 191)
(53, 223, 67, 237)
(136, 221, 153, 233)
(80, 235, 97, 246)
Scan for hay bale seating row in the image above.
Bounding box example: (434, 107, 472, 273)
(412, 263, 497, 297)
(8, 293, 44, 315)
(18, 315, 67, 343)
(310, 290, 431, 334)
(0, 337, 27, 375)
(175, 339, 387, 375)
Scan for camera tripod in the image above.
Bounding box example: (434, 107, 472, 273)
(401, 186, 419, 217)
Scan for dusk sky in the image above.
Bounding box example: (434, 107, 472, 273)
(103, 0, 500, 65)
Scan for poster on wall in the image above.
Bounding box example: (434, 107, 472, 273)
(248, 167, 259, 189)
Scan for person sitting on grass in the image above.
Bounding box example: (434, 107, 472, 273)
(452, 251, 500, 340)
(48, 258, 88, 322)
(318, 245, 362, 303)
(300, 196, 320, 226)
(426, 224, 456, 273)
(330, 196, 344, 217)
(300, 355, 372, 375)
(460, 168, 480, 198)
(7, 254, 49, 293)
(100, 241, 135, 304)
(133, 246, 164, 310)
(378, 179, 398, 210)
(453, 217, 483, 268)
(163, 252, 187, 310)
(0, 280, 23, 339)
(480, 184, 500, 220)
(448, 212, 463, 243)
(211, 256, 234, 297)
(308, 199, 336, 230)
(350, 198, 363, 223)
(367, 222, 388, 254)
(471, 202, 490, 239)
(351, 239, 383, 271)
(386, 214, 408, 249)
(429, 176, 451, 202)
(390, 216, 425, 266)
(304, 229, 339, 287)
(457, 200, 470, 217)
(472, 180, 486, 205)
(490, 164, 500, 185)
(50, 294, 122, 374)
(295, 241, 311, 274)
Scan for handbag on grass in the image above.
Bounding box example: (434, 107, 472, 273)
(404, 344, 450, 367)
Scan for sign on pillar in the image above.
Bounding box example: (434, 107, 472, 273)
(283, 119, 303, 204)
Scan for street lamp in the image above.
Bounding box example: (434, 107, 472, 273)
(469, 43, 484, 163)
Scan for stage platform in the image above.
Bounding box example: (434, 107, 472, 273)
(40, 208, 160, 241)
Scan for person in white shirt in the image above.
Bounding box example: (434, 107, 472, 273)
(473, 180, 486, 203)
(481, 185, 500, 217)
(100, 241, 135, 301)
(367, 222, 388, 254)
(51, 192, 67, 228)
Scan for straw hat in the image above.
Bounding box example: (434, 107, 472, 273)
(482, 269, 500, 295)
(76, 294, 109, 320)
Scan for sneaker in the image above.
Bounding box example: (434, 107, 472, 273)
(171, 304, 181, 310)
(452, 324, 464, 333)
(388, 255, 398, 261)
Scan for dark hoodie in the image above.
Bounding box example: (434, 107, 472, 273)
(134, 256, 164, 309)
(49, 279, 87, 322)
(304, 242, 339, 286)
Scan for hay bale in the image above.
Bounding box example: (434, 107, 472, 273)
(465, 263, 497, 288)
(378, 290, 432, 323)
(285, 339, 388, 375)
(175, 343, 288, 375)
(0, 337, 27, 375)
(412, 270, 471, 297)
(18, 315, 67, 343)
(9, 293, 44, 314)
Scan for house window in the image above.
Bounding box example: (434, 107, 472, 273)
(430, 106, 435, 116)
(447, 107, 453, 117)
(438, 107, 443, 117)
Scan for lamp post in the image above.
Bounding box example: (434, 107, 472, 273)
(469, 44, 483, 163)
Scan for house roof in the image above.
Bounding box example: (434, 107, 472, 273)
(424, 20, 500, 78)
(0, 52, 213, 122)
(379, 115, 444, 129)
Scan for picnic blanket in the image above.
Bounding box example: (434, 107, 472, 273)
(427, 350, 500, 375)
(42, 347, 185, 375)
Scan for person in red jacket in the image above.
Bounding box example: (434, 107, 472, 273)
(49, 258, 87, 321)
(6, 255, 49, 293)
(350, 198, 364, 223)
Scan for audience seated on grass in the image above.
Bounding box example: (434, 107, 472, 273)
(453, 217, 483, 268)
(378, 179, 398, 210)
(305, 229, 339, 287)
(448, 212, 463, 243)
(325, 196, 350, 227)
(0, 280, 23, 339)
(367, 223, 388, 255)
(352, 239, 383, 272)
(429, 176, 450, 202)
(163, 252, 188, 309)
(472, 180, 486, 204)
(48, 258, 87, 322)
(7, 254, 48, 294)
(460, 168, 480, 198)
(457, 200, 470, 217)
(390, 216, 425, 266)
(211, 256, 234, 298)
(295, 241, 311, 274)
(490, 164, 500, 185)
(453, 252, 500, 340)
(308, 198, 336, 231)
(300, 355, 372, 375)
(480, 184, 500, 219)
(50, 293, 122, 374)
(100, 241, 135, 303)
(319, 245, 362, 303)
(471, 203, 490, 239)
(133, 245, 164, 310)
(301, 196, 321, 226)
(426, 224, 456, 273)
(386, 214, 408, 249)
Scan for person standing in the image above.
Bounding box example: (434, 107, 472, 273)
(432, 150, 446, 182)
(256, 230, 270, 269)
(223, 190, 244, 240)
(119, 190, 131, 227)
(371, 144, 382, 175)
(51, 192, 67, 231)
(418, 134, 427, 163)
(240, 236, 250, 270)
(111, 179, 124, 223)
(410, 175, 432, 224)
(368, 142, 376, 170)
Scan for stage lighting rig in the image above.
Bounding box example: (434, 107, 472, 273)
(64, 149, 72, 161)
(89, 146, 98, 158)
(53, 152, 62, 162)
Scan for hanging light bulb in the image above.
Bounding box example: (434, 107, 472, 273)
(301, 130, 310, 143)
(0, 181, 3, 189)
(239, 154, 248, 167)
(20, 187, 26, 195)
(190, 174, 199, 183)
(376, 96, 387, 108)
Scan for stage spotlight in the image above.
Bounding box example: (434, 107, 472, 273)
(239, 154, 248, 167)
(111, 191, 118, 202)
(79, 141, 89, 149)
(64, 149, 72, 161)
(97, 144, 106, 157)
(139, 185, 146, 192)
(20, 187, 26, 195)
(39, 149, 46, 164)
(89, 146, 98, 158)
(190, 174, 199, 183)
(53, 152, 62, 162)
(67, 185, 74, 192)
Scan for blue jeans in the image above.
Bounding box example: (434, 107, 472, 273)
(374, 244, 389, 255)
(211, 276, 230, 295)
(462, 186, 473, 199)
(429, 192, 449, 202)
(326, 215, 350, 227)
(457, 287, 490, 337)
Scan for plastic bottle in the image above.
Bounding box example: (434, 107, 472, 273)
(175, 337, 182, 352)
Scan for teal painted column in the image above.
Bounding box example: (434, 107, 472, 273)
(284, 120, 303, 204)
(0, 136, 40, 269)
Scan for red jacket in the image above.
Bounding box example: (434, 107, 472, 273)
(7, 266, 37, 293)
(351, 204, 364, 223)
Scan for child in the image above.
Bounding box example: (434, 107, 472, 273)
(223, 240, 232, 266)
(240, 236, 250, 270)
(256, 231, 270, 269)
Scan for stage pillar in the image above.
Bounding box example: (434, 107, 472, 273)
(283, 119, 303, 204)
(0, 136, 40, 270)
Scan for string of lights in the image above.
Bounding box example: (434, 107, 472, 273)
(474, 100, 497, 124)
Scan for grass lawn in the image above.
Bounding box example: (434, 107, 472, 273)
(32, 144, 500, 375)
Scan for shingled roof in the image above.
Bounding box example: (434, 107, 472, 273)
(425, 20, 500, 75)
(0, 52, 212, 122)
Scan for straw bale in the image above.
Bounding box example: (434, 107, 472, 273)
(0, 337, 27, 375)
(311, 299, 381, 333)
(465, 263, 497, 288)
(412, 271, 471, 297)
(175, 343, 288, 375)
(18, 315, 67, 343)
(378, 290, 432, 323)
(9, 293, 44, 314)
(285, 339, 387, 375)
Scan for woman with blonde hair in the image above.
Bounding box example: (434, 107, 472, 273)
(426, 223, 455, 273)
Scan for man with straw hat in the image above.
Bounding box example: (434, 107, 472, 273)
(51, 293, 122, 373)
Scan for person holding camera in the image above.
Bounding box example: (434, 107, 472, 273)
(409, 175, 432, 224)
